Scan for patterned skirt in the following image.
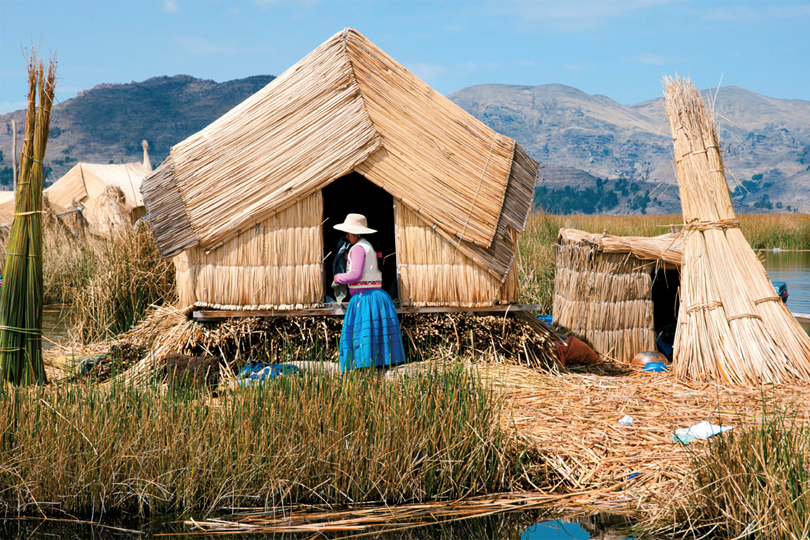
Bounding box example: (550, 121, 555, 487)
(339, 289, 406, 372)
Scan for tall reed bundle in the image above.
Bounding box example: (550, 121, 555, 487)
(664, 76, 810, 385)
(0, 54, 56, 385)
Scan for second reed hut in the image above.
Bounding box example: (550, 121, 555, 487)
(0, 140, 152, 232)
(142, 28, 538, 312)
(553, 228, 683, 363)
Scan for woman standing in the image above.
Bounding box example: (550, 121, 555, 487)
(333, 214, 406, 373)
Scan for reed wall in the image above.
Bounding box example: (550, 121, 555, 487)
(395, 202, 519, 307)
(174, 192, 323, 310)
(553, 244, 656, 362)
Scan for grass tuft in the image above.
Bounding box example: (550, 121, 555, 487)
(0, 361, 533, 517)
(658, 399, 810, 539)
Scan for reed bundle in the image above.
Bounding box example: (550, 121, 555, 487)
(664, 76, 810, 385)
(0, 54, 56, 385)
(81, 185, 131, 237)
(558, 228, 682, 267)
(143, 28, 536, 283)
(552, 244, 656, 362)
(185, 491, 632, 535)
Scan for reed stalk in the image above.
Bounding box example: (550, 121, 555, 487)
(0, 54, 56, 385)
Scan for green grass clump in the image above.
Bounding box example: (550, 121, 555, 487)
(675, 401, 810, 539)
(0, 363, 532, 517)
(6, 222, 176, 342)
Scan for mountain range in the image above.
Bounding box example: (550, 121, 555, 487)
(1, 75, 808, 214)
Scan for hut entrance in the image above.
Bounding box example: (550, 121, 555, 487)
(321, 172, 397, 301)
(652, 269, 680, 358)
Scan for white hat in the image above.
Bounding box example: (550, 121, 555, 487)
(333, 213, 376, 234)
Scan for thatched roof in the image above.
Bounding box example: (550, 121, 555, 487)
(142, 28, 538, 281)
(0, 140, 152, 227)
(558, 228, 683, 268)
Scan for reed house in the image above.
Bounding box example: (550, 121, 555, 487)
(0, 140, 152, 231)
(141, 28, 538, 312)
(553, 228, 683, 363)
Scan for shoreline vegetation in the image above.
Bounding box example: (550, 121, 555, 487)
(1, 211, 809, 537)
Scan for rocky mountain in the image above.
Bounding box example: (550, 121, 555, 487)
(449, 84, 810, 213)
(0, 75, 807, 214)
(0, 74, 276, 189)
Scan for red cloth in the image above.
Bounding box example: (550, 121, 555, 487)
(555, 336, 600, 367)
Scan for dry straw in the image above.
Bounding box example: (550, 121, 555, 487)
(664, 76, 810, 385)
(0, 53, 56, 385)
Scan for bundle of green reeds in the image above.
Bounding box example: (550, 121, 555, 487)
(0, 54, 56, 385)
(664, 76, 810, 385)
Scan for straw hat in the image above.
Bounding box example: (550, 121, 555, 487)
(333, 213, 376, 234)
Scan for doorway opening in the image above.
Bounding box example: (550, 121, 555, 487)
(651, 268, 680, 359)
(321, 172, 398, 301)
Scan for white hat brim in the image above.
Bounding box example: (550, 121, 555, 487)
(333, 223, 377, 234)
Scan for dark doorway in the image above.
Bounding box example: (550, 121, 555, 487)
(321, 172, 397, 301)
(651, 268, 680, 359)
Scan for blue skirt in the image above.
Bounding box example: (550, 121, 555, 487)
(339, 289, 406, 372)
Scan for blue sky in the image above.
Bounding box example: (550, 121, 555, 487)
(1, 0, 808, 114)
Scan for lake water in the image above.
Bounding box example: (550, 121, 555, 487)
(761, 250, 810, 314)
(2, 512, 641, 539)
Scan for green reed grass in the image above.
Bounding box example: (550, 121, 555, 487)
(0, 223, 176, 343)
(0, 362, 532, 517)
(662, 400, 810, 539)
(68, 226, 176, 342)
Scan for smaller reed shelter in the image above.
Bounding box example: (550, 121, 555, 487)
(0, 140, 152, 233)
(142, 29, 538, 313)
(553, 229, 683, 363)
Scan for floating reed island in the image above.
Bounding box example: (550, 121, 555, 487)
(4, 28, 810, 539)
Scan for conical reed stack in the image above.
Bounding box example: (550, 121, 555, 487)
(664, 76, 810, 386)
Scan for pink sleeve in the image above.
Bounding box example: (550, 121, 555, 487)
(334, 244, 365, 284)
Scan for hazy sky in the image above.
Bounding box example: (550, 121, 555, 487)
(1, 0, 808, 114)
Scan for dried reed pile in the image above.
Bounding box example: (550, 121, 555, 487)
(116, 308, 560, 385)
(487, 363, 810, 517)
(0, 54, 56, 385)
(664, 76, 810, 385)
(553, 243, 656, 362)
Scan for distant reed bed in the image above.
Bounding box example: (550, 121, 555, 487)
(0, 363, 532, 517)
(0, 223, 176, 342)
